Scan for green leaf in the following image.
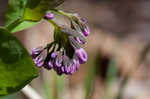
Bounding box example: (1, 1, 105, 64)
(106, 59, 118, 85)
(5, 0, 27, 26)
(0, 28, 38, 96)
(11, 21, 39, 33)
(104, 59, 118, 99)
(23, 0, 64, 21)
(85, 59, 96, 99)
(5, 0, 64, 33)
(6, 18, 39, 33)
(23, 0, 50, 21)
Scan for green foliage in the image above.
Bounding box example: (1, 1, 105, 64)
(5, 0, 27, 26)
(0, 28, 38, 96)
(42, 72, 65, 99)
(0, 0, 65, 96)
(104, 59, 118, 99)
(11, 21, 38, 33)
(23, 0, 50, 21)
(85, 58, 97, 99)
(5, 0, 64, 33)
(23, 0, 64, 21)
(106, 59, 118, 85)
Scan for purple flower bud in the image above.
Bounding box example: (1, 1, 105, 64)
(74, 37, 85, 44)
(64, 65, 71, 74)
(73, 59, 79, 71)
(43, 62, 50, 70)
(76, 48, 88, 64)
(34, 57, 44, 67)
(34, 57, 41, 64)
(31, 47, 42, 58)
(61, 66, 65, 73)
(32, 48, 40, 54)
(67, 66, 71, 73)
(45, 13, 54, 20)
(57, 69, 63, 75)
(74, 13, 79, 17)
(76, 60, 80, 71)
(70, 66, 75, 74)
(51, 52, 56, 58)
(48, 61, 53, 69)
(37, 61, 44, 67)
(73, 59, 77, 64)
(83, 26, 90, 37)
(81, 18, 87, 24)
(74, 13, 86, 23)
(53, 66, 62, 75)
(55, 58, 62, 67)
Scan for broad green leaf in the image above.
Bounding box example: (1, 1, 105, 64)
(6, 18, 39, 33)
(23, 0, 64, 21)
(23, 0, 50, 21)
(11, 21, 39, 33)
(5, 0, 38, 32)
(5, 0, 64, 33)
(5, 0, 27, 26)
(5, 18, 23, 33)
(0, 28, 38, 96)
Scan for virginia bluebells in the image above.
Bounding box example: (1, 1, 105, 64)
(31, 10, 90, 75)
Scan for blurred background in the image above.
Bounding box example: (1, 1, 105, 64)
(1, 0, 150, 99)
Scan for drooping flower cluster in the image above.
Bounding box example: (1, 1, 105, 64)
(31, 11, 90, 75)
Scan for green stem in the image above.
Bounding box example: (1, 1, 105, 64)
(116, 75, 129, 99)
(104, 59, 118, 99)
(52, 9, 72, 18)
(5, 18, 23, 32)
(5, 18, 39, 33)
(53, 72, 58, 99)
(42, 78, 51, 99)
(47, 19, 60, 29)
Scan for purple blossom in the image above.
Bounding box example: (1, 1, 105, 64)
(54, 66, 63, 75)
(71, 13, 90, 37)
(32, 48, 40, 54)
(76, 48, 88, 64)
(70, 66, 75, 74)
(54, 55, 62, 67)
(74, 37, 85, 44)
(83, 26, 90, 37)
(51, 52, 57, 58)
(67, 66, 71, 74)
(31, 12, 89, 76)
(34, 57, 44, 67)
(45, 13, 54, 20)
(61, 66, 65, 73)
(73, 59, 79, 71)
(37, 61, 44, 67)
(55, 59, 62, 67)
(81, 18, 87, 24)
(31, 47, 42, 58)
(48, 61, 53, 69)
